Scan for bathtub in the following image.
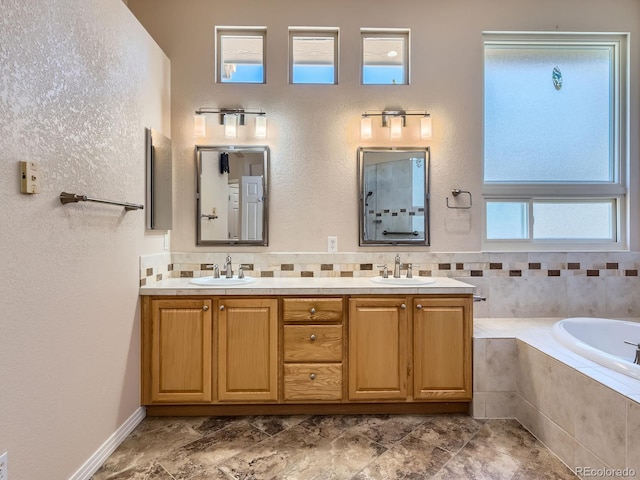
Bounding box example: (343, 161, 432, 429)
(552, 317, 640, 381)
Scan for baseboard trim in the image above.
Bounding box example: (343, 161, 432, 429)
(68, 406, 146, 480)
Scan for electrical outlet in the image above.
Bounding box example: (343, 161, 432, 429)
(327, 236, 338, 253)
(163, 233, 170, 251)
(0, 451, 8, 480)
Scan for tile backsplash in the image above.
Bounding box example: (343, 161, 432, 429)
(140, 251, 640, 319)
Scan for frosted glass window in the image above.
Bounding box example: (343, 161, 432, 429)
(216, 28, 266, 84)
(486, 202, 529, 240)
(290, 29, 338, 84)
(362, 30, 409, 85)
(533, 201, 615, 240)
(484, 45, 613, 183)
(482, 34, 626, 249)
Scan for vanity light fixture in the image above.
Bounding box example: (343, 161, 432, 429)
(194, 114, 206, 137)
(389, 116, 403, 139)
(254, 114, 267, 139)
(360, 110, 432, 141)
(420, 114, 432, 139)
(224, 113, 238, 138)
(194, 108, 268, 139)
(360, 116, 373, 140)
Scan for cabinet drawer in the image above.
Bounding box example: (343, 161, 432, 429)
(284, 364, 342, 401)
(282, 298, 343, 323)
(283, 325, 343, 362)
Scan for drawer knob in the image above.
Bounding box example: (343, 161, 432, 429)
(401, 304, 406, 310)
(310, 373, 316, 380)
(202, 305, 209, 311)
(416, 304, 423, 310)
(310, 307, 316, 314)
(219, 305, 225, 311)
(310, 334, 317, 341)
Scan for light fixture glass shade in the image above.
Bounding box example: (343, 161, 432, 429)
(194, 114, 206, 137)
(255, 115, 267, 139)
(389, 116, 403, 140)
(420, 115, 432, 139)
(224, 114, 237, 138)
(360, 116, 372, 140)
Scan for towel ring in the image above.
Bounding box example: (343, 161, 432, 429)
(446, 189, 472, 209)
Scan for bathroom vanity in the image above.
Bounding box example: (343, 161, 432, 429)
(139, 276, 474, 415)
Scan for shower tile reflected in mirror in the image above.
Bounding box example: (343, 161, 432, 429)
(358, 147, 430, 246)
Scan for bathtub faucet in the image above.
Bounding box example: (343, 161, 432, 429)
(624, 341, 640, 365)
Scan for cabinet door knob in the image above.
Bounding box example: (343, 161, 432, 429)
(202, 305, 209, 311)
(219, 305, 225, 311)
(401, 304, 406, 310)
(310, 307, 316, 314)
(310, 373, 316, 380)
(310, 334, 317, 341)
(416, 304, 423, 310)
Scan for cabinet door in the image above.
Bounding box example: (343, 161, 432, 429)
(218, 298, 278, 401)
(413, 297, 472, 400)
(348, 298, 408, 400)
(148, 298, 213, 403)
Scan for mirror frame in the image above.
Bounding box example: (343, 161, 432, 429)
(196, 145, 269, 246)
(358, 146, 430, 246)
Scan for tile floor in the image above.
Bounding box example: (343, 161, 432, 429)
(91, 414, 578, 480)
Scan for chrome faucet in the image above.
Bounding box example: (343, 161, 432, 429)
(224, 255, 233, 278)
(238, 264, 251, 279)
(624, 341, 640, 365)
(393, 254, 402, 278)
(205, 264, 220, 278)
(377, 264, 389, 278)
(405, 263, 413, 278)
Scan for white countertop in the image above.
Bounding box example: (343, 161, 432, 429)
(140, 276, 477, 296)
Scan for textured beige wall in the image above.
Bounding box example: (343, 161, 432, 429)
(0, 1, 169, 479)
(128, 0, 640, 253)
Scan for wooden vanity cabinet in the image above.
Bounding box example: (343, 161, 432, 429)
(282, 298, 344, 401)
(348, 297, 409, 401)
(142, 297, 213, 404)
(141, 293, 472, 412)
(217, 298, 278, 401)
(413, 296, 472, 401)
(348, 295, 472, 402)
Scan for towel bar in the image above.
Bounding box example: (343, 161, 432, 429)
(60, 192, 143, 211)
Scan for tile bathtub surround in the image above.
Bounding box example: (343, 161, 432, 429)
(91, 415, 577, 480)
(473, 318, 640, 477)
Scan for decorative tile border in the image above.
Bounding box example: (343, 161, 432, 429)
(140, 251, 640, 285)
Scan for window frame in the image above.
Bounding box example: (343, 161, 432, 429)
(360, 28, 410, 85)
(288, 27, 339, 85)
(215, 26, 267, 84)
(482, 32, 628, 251)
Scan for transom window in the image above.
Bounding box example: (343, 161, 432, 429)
(216, 27, 266, 84)
(289, 28, 339, 84)
(483, 33, 627, 250)
(361, 28, 409, 85)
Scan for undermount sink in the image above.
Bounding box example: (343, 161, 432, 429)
(190, 275, 257, 286)
(369, 276, 436, 285)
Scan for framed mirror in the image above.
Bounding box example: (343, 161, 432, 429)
(196, 145, 269, 245)
(358, 147, 430, 246)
